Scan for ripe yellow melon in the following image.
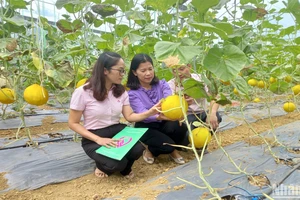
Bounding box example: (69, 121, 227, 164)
(253, 98, 260, 103)
(233, 88, 239, 95)
(24, 84, 49, 106)
(161, 95, 188, 120)
(189, 127, 211, 148)
(76, 78, 88, 88)
(269, 77, 277, 83)
(248, 79, 257, 86)
(257, 80, 266, 88)
(221, 80, 230, 86)
(0, 88, 15, 104)
(283, 102, 296, 113)
(292, 85, 300, 95)
(284, 75, 292, 83)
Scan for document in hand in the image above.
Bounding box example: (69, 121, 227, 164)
(96, 127, 148, 160)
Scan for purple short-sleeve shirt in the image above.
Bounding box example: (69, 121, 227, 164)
(128, 80, 172, 123)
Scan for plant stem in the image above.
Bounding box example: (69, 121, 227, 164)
(264, 95, 284, 147)
(175, 0, 180, 38)
(239, 102, 280, 162)
(18, 105, 35, 146)
(1, 104, 8, 120)
(171, 70, 221, 199)
(29, 0, 35, 55)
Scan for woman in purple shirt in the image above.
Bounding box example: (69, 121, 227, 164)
(126, 54, 187, 165)
(69, 52, 160, 179)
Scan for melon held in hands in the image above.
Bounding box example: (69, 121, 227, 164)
(161, 95, 188, 120)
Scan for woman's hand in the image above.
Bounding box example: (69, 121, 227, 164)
(206, 113, 219, 130)
(184, 95, 193, 105)
(156, 113, 183, 126)
(156, 113, 167, 121)
(156, 113, 178, 121)
(149, 101, 161, 115)
(95, 137, 119, 148)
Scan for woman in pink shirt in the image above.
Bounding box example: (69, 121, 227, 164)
(68, 52, 159, 179)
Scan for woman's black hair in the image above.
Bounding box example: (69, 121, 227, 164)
(126, 54, 159, 90)
(84, 52, 125, 101)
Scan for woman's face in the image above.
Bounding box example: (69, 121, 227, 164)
(172, 65, 191, 80)
(105, 58, 126, 85)
(133, 61, 154, 87)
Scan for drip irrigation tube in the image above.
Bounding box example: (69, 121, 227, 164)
(0, 136, 80, 151)
(222, 162, 300, 200)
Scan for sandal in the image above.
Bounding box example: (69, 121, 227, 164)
(169, 155, 185, 164)
(124, 171, 135, 179)
(143, 150, 155, 164)
(94, 168, 108, 178)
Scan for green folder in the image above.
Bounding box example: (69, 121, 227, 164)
(95, 127, 148, 161)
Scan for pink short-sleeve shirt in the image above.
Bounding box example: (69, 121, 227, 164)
(70, 86, 130, 130)
(168, 73, 208, 114)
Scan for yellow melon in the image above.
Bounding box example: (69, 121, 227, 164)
(161, 95, 188, 120)
(24, 84, 49, 106)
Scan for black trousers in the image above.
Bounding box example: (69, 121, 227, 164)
(135, 121, 187, 157)
(82, 124, 144, 176)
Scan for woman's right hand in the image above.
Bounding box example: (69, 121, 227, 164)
(95, 137, 119, 148)
(149, 101, 161, 115)
(156, 113, 183, 126)
(184, 94, 194, 105)
(156, 113, 178, 121)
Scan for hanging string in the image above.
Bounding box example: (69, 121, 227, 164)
(36, 0, 45, 86)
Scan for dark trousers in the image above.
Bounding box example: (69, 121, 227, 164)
(182, 111, 222, 146)
(135, 121, 187, 157)
(82, 124, 144, 176)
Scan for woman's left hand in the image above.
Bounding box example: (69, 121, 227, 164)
(206, 113, 219, 130)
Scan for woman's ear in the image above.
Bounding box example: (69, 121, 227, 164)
(132, 70, 137, 76)
(104, 68, 109, 75)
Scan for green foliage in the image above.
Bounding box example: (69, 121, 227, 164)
(189, 22, 228, 39)
(3, 15, 26, 26)
(216, 93, 232, 106)
(7, 0, 28, 9)
(154, 41, 201, 64)
(56, 19, 84, 33)
(182, 78, 209, 99)
(0, 0, 299, 109)
(144, 0, 177, 13)
(55, 0, 84, 9)
(231, 75, 249, 98)
(191, 0, 219, 13)
(91, 4, 118, 17)
(269, 81, 290, 95)
(105, 0, 134, 12)
(203, 45, 248, 81)
(284, 0, 300, 25)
